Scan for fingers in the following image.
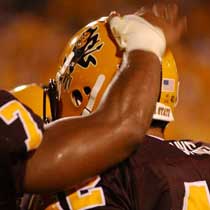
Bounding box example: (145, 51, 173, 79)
(109, 11, 119, 17)
(152, 3, 167, 19)
(135, 6, 151, 17)
(166, 15, 187, 46)
(150, 2, 186, 33)
(108, 11, 120, 19)
(152, 3, 179, 22)
(108, 11, 121, 24)
(167, 3, 179, 23)
(175, 16, 187, 40)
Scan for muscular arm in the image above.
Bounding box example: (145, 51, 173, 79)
(24, 50, 161, 192)
(24, 3, 186, 193)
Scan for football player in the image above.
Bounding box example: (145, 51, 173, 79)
(23, 4, 201, 210)
(0, 3, 185, 210)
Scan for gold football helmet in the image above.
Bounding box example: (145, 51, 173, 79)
(55, 17, 179, 122)
(11, 81, 61, 123)
(153, 50, 179, 122)
(11, 83, 52, 121)
(56, 17, 122, 117)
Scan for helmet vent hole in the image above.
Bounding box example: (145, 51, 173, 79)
(72, 90, 83, 107)
(84, 87, 91, 95)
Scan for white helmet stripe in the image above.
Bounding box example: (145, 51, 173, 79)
(82, 74, 105, 116)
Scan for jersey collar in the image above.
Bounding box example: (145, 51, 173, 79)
(147, 134, 164, 141)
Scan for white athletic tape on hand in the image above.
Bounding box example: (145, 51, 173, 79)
(109, 14, 166, 61)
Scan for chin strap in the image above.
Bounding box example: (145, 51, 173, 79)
(43, 79, 60, 123)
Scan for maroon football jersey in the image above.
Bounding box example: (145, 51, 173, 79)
(0, 90, 44, 209)
(40, 135, 210, 210)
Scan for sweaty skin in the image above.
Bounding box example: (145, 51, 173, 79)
(24, 51, 161, 193)
(24, 3, 186, 193)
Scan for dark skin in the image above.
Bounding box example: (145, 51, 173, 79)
(24, 51, 161, 193)
(23, 3, 186, 193)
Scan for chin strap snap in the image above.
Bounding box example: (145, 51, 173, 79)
(43, 79, 60, 123)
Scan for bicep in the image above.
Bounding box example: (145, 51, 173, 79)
(24, 114, 135, 192)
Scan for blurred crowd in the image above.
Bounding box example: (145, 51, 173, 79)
(1, 0, 210, 141)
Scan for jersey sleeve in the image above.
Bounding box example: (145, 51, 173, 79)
(0, 89, 44, 154)
(0, 89, 44, 195)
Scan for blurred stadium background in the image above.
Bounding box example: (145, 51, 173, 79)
(1, 0, 210, 141)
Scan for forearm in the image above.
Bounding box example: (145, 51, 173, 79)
(24, 50, 161, 193)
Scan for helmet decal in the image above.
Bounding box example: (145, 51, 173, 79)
(162, 79, 175, 92)
(57, 27, 104, 91)
(73, 27, 104, 69)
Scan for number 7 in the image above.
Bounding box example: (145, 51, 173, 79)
(0, 100, 43, 151)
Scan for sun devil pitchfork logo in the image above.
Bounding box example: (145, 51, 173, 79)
(61, 27, 104, 90)
(72, 27, 104, 69)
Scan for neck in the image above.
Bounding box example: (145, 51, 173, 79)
(146, 126, 165, 140)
